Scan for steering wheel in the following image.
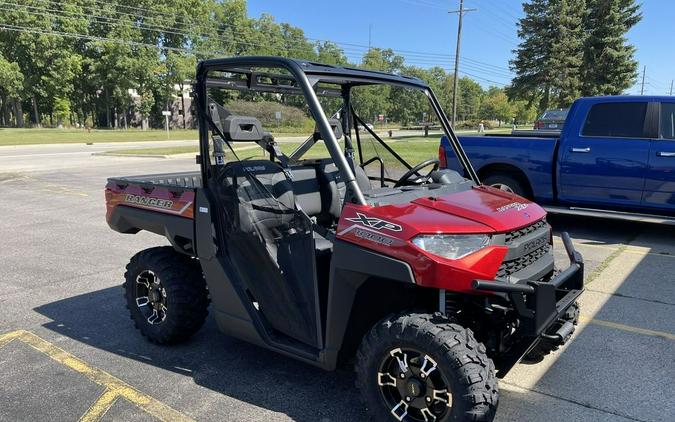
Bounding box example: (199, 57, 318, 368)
(394, 158, 440, 187)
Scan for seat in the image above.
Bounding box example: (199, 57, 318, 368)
(289, 166, 323, 217)
(221, 160, 296, 233)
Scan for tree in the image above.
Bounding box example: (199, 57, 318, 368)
(457, 77, 484, 121)
(0, 54, 23, 127)
(582, 0, 641, 95)
(166, 53, 197, 129)
(316, 41, 349, 65)
(53, 97, 71, 128)
(509, 0, 585, 111)
(508, 0, 555, 111)
(548, 0, 586, 107)
(512, 99, 538, 124)
(480, 88, 513, 125)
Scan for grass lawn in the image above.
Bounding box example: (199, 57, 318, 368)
(104, 135, 441, 171)
(0, 128, 200, 146)
(0, 125, 525, 147)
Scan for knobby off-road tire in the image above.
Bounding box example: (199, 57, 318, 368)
(124, 246, 209, 344)
(355, 312, 498, 422)
(524, 302, 580, 362)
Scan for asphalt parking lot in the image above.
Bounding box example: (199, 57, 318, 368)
(1, 142, 674, 421)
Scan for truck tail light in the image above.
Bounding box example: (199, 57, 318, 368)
(438, 144, 447, 168)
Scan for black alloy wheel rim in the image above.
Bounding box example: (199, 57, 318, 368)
(135, 270, 168, 325)
(377, 347, 453, 422)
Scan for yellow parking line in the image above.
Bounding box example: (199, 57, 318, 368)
(0, 330, 23, 349)
(0, 330, 195, 422)
(581, 316, 675, 341)
(79, 389, 119, 422)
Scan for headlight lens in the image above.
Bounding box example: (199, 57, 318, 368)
(411, 234, 490, 260)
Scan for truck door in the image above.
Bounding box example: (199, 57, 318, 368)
(558, 101, 653, 208)
(642, 102, 675, 212)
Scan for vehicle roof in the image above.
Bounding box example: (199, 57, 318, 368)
(577, 95, 675, 102)
(199, 56, 429, 89)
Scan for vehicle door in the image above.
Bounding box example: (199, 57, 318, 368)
(642, 102, 675, 212)
(558, 101, 654, 208)
(199, 91, 323, 350)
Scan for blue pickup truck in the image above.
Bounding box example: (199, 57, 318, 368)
(441, 96, 675, 224)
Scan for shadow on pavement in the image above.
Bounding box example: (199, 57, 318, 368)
(34, 286, 362, 422)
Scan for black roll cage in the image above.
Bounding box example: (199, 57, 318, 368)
(194, 56, 480, 205)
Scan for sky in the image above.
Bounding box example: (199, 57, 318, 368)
(247, 0, 674, 95)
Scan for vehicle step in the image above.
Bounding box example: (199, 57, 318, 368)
(544, 206, 675, 225)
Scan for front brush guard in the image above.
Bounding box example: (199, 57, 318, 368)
(472, 232, 584, 377)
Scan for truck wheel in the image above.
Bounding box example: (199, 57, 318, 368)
(524, 302, 580, 362)
(355, 312, 498, 422)
(123, 247, 209, 344)
(482, 174, 527, 198)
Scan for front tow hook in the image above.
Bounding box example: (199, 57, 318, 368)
(541, 320, 575, 345)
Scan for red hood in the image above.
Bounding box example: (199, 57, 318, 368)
(412, 186, 546, 232)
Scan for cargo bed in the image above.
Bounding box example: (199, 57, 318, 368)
(105, 171, 199, 254)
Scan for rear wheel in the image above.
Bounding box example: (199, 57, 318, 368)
(355, 312, 498, 422)
(124, 247, 209, 344)
(482, 174, 527, 198)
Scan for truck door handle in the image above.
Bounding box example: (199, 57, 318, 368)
(570, 147, 591, 153)
(657, 151, 675, 157)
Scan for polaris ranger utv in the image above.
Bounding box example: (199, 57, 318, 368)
(105, 57, 584, 422)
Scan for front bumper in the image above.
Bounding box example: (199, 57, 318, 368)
(472, 232, 584, 376)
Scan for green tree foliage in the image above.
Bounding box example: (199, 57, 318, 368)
(0, 54, 24, 126)
(510, 0, 640, 112)
(508, 0, 554, 110)
(0, 0, 516, 129)
(548, 0, 586, 107)
(457, 77, 483, 121)
(480, 88, 514, 125)
(53, 97, 71, 128)
(582, 0, 642, 95)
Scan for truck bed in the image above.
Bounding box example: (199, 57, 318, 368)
(443, 135, 559, 202)
(105, 171, 199, 253)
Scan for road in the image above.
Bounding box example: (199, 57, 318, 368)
(0, 146, 673, 421)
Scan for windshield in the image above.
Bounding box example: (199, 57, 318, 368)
(347, 83, 443, 186)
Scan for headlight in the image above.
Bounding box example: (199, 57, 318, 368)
(411, 234, 490, 260)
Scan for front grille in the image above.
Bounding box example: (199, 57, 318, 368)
(504, 219, 547, 244)
(497, 244, 551, 278)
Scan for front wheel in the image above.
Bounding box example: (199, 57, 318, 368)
(355, 313, 498, 422)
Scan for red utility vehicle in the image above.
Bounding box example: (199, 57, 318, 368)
(106, 57, 584, 422)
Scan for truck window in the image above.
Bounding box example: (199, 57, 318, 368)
(581, 102, 647, 138)
(661, 103, 675, 139)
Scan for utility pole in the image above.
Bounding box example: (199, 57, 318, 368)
(640, 65, 646, 95)
(368, 24, 373, 50)
(449, 0, 477, 126)
(670, 80, 673, 96)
